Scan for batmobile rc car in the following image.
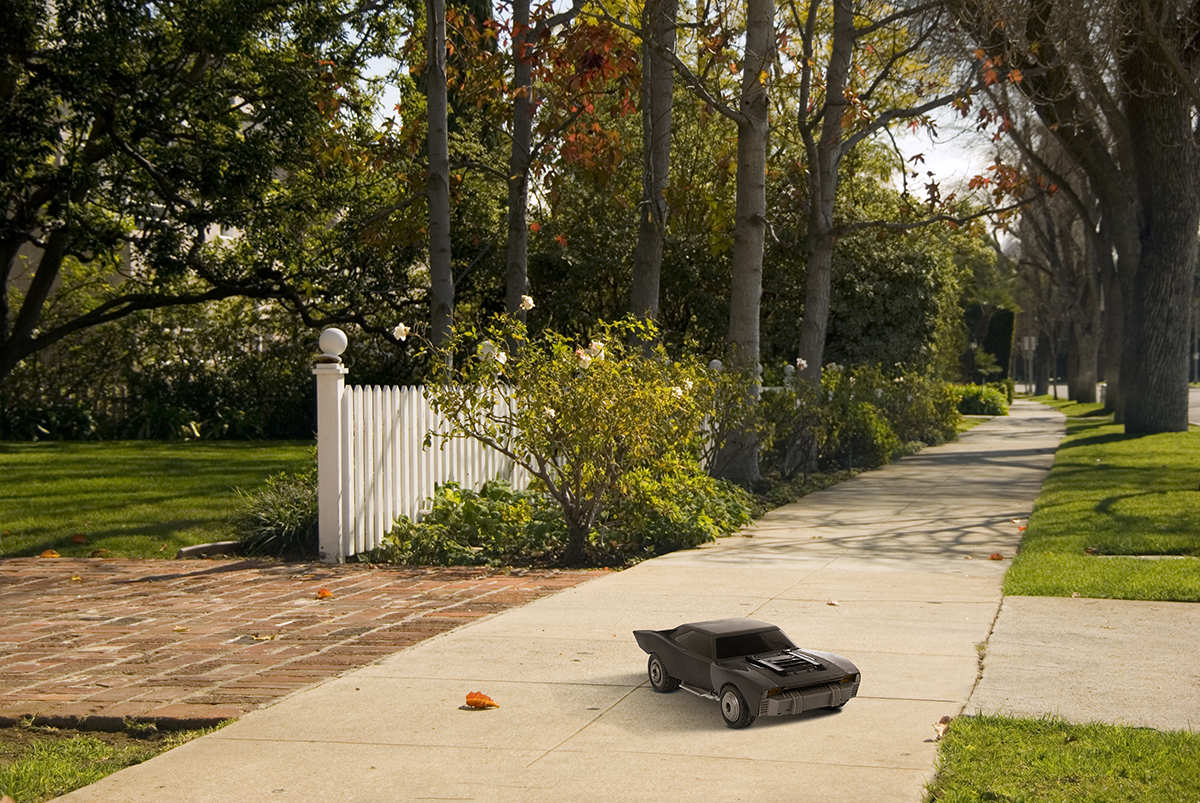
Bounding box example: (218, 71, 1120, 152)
(633, 618, 861, 728)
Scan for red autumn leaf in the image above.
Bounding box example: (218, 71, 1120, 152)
(464, 691, 499, 709)
(316, 588, 334, 599)
(71, 534, 89, 544)
(39, 549, 60, 558)
(529, 221, 541, 233)
(989, 553, 1005, 561)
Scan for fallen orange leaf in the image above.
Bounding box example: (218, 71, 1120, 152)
(989, 553, 1004, 560)
(316, 588, 334, 599)
(70, 574, 82, 582)
(39, 549, 60, 558)
(71, 534, 89, 544)
(464, 691, 499, 709)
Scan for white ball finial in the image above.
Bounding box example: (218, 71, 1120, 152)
(319, 327, 348, 357)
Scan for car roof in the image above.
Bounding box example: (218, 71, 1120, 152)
(676, 618, 781, 638)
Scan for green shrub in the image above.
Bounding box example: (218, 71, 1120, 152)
(988, 377, 1015, 403)
(423, 313, 722, 565)
(233, 464, 319, 559)
(956, 384, 1010, 416)
(836, 401, 901, 469)
(760, 364, 960, 478)
(883, 372, 961, 445)
(372, 480, 565, 567)
(597, 466, 753, 560)
(371, 469, 751, 568)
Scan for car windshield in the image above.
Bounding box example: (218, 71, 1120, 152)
(714, 629, 796, 659)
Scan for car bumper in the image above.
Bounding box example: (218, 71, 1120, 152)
(758, 679, 860, 717)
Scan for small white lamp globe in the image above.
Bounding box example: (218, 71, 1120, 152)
(319, 327, 348, 357)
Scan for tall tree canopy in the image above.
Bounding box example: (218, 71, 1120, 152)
(1, 0, 410, 381)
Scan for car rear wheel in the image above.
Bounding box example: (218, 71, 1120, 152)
(647, 653, 681, 692)
(720, 684, 755, 729)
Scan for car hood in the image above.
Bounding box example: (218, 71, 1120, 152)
(718, 648, 858, 685)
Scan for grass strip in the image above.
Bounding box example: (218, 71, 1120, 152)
(0, 726, 219, 803)
(0, 441, 312, 559)
(926, 714, 1200, 803)
(1004, 408, 1200, 601)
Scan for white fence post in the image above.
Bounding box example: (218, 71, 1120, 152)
(314, 328, 349, 563)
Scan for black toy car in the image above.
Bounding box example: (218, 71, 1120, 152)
(633, 618, 861, 728)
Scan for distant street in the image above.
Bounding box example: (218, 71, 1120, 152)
(1191, 387, 1200, 425)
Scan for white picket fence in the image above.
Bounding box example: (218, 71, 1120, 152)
(313, 329, 528, 562)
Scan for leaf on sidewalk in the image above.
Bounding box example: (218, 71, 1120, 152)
(316, 588, 334, 599)
(463, 691, 499, 709)
(989, 553, 1005, 560)
(39, 549, 60, 558)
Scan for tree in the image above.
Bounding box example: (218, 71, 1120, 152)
(628, 0, 679, 323)
(788, 0, 974, 388)
(1, 0, 412, 383)
(426, 0, 455, 345)
(959, 0, 1200, 432)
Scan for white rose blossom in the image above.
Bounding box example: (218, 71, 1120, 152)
(519, 294, 535, 311)
(575, 348, 593, 368)
(392, 323, 410, 341)
(478, 340, 507, 365)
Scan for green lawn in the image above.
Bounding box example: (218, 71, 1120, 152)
(0, 441, 312, 559)
(1003, 404, 1200, 602)
(927, 715, 1200, 803)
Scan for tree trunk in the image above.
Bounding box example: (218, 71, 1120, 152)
(795, 0, 854, 387)
(505, 0, 532, 321)
(426, 0, 454, 346)
(629, 0, 677, 323)
(1034, 332, 1052, 396)
(1101, 266, 1124, 417)
(1118, 27, 1198, 433)
(1069, 316, 1101, 403)
(713, 0, 773, 486)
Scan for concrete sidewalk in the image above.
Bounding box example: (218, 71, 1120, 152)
(55, 402, 1065, 803)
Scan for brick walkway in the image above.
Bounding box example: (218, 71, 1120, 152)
(0, 558, 602, 731)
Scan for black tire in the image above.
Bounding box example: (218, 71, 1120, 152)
(719, 684, 755, 729)
(647, 653, 681, 693)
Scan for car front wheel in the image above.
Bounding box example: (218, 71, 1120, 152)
(647, 653, 681, 692)
(719, 684, 755, 729)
